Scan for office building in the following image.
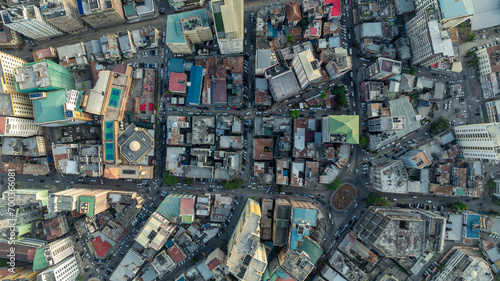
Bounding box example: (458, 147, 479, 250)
(77, 0, 126, 28)
(33, 237, 75, 271)
(364, 57, 401, 81)
(227, 199, 267, 281)
(406, 9, 454, 67)
(0, 116, 39, 137)
(0, 51, 27, 94)
(210, 0, 244, 55)
(398, 149, 431, 169)
(370, 160, 408, 194)
(31, 90, 93, 127)
(482, 99, 500, 123)
(168, 0, 205, 11)
(48, 188, 89, 214)
(77, 189, 111, 217)
(166, 9, 213, 54)
(432, 248, 492, 281)
(40, 0, 85, 33)
(135, 212, 177, 251)
(6, 92, 34, 118)
(14, 60, 75, 93)
(413, 0, 474, 29)
(453, 123, 500, 160)
(36, 255, 80, 281)
(292, 49, 322, 89)
(273, 198, 290, 247)
(265, 66, 301, 102)
(0, 6, 63, 40)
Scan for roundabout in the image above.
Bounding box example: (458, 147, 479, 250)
(331, 183, 356, 211)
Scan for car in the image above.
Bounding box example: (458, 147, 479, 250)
(425, 200, 432, 203)
(343, 210, 348, 213)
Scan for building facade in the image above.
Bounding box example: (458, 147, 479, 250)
(0, 6, 63, 40)
(454, 123, 500, 160)
(166, 9, 212, 54)
(77, 0, 126, 28)
(0, 51, 27, 94)
(0, 116, 39, 137)
(210, 0, 244, 55)
(36, 255, 80, 281)
(40, 0, 86, 33)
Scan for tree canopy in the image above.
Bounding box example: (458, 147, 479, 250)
(163, 171, 178, 186)
(326, 179, 340, 190)
(366, 193, 388, 206)
(429, 117, 449, 134)
(359, 135, 369, 149)
(289, 110, 300, 119)
(449, 201, 468, 212)
(224, 179, 244, 190)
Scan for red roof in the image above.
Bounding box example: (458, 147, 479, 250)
(310, 27, 318, 35)
(169, 72, 187, 93)
(140, 104, 146, 111)
(206, 258, 220, 271)
(149, 102, 154, 111)
(167, 245, 186, 264)
(179, 198, 194, 215)
(91, 236, 112, 258)
(328, 0, 341, 17)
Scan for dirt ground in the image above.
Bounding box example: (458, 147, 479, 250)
(331, 184, 356, 210)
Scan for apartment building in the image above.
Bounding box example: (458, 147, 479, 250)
(165, 9, 213, 54)
(0, 116, 39, 137)
(453, 123, 500, 160)
(482, 100, 500, 123)
(36, 255, 80, 281)
(77, 0, 126, 28)
(210, 0, 244, 55)
(0, 51, 27, 94)
(40, 0, 85, 33)
(292, 49, 322, 89)
(364, 57, 402, 81)
(14, 60, 75, 93)
(413, 0, 474, 29)
(0, 6, 63, 40)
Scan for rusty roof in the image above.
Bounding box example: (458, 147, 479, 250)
(254, 138, 273, 160)
(285, 1, 302, 23)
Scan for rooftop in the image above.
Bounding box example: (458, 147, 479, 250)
(166, 9, 210, 44)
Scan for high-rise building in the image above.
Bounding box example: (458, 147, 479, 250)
(227, 199, 267, 281)
(40, 0, 86, 33)
(168, 0, 205, 12)
(0, 116, 39, 137)
(398, 149, 431, 169)
(10, 92, 34, 118)
(0, 51, 27, 94)
(406, 9, 454, 67)
(76, 0, 126, 29)
(210, 0, 244, 55)
(36, 255, 80, 281)
(273, 198, 290, 246)
(33, 237, 75, 271)
(13, 60, 75, 93)
(364, 57, 402, 81)
(413, 0, 474, 29)
(48, 188, 90, 214)
(292, 49, 322, 89)
(77, 189, 110, 217)
(0, 6, 63, 40)
(370, 160, 408, 194)
(482, 99, 500, 123)
(453, 123, 500, 160)
(165, 9, 213, 54)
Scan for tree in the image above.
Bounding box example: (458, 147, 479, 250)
(287, 35, 294, 43)
(335, 93, 348, 107)
(289, 110, 300, 119)
(299, 19, 308, 28)
(185, 178, 193, 185)
(466, 33, 476, 42)
(278, 186, 283, 193)
(162, 171, 178, 186)
(449, 201, 468, 212)
(429, 117, 449, 134)
(326, 179, 340, 190)
(320, 92, 327, 100)
(366, 193, 388, 206)
(224, 179, 244, 190)
(359, 135, 369, 149)
(410, 68, 417, 75)
(466, 51, 476, 58)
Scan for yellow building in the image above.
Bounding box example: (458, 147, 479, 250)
(166, 9, 213, 54)
(10, 92, 34, 118)
(0, 267, 38, 281)
(0, 51, 27, 94)
(227, 199, 267, 281)
(211, 0, 244, 55)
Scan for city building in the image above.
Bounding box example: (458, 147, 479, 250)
(432, 247, 493, 281)
(31, 90, 93, 127)
(469, 0, 500, 31)
(40, 0, 85, 33)
(57, 42, 89, 70)
(166, 9, 212, 54)
(100, 34, 122, 61)
(354, 207, 446, 258)
(1, 92, 34, 118)
(255, 49, 278, 76)
(130, 26, 161, 49)
(13, 60, 75, 93)
(135, 212, 177, 251)
(187, 65, 203, 105)
(117, 123, 154, 164)
(36, 255, 80, 281)
(210, 0, 244, 55)
(168, 0, 205, 11)
(482, 99, 500, 123)
(289, 201, 317, 250)
(398, 149, 431, 169)
(156, 194, 195, 224)
(406, 9, 454, 67)
(284, 1, 301, 26)
(476, 45, 500, 76)
(33, 237, 75, 271)
(227, 199, 267, 281)
(292, 49, 322, 89)
(322, 115, 359, 144)
(48, 188, 89, 214)
(33, 47, 59, 62)
(211, 194, 232, 222)
(0, 51, 27, 94)
(110, 249, 145, 281)
(453, 123, 500, 160)
(370, 160, 409, 194)
(77, 189, 111, 217)
(273, 198, 290, 247)
(0, 6, 63, 40)
(77, 0, 126, 29)
(265, 66, 301, 102)
(437, 0, 474, 29)
(364, 57, 402, 81)
(0, 116, 39, 137)
(42, 216, 70, 241)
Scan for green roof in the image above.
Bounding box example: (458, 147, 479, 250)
(182, 215, 192, 224)
(123, 4, 136, 17)
(78, 196, 96, 217)
(33, 248, 47, 271)
(32, 90, 67, 124)
(296, 237, 323, 264)
(328, 115, 360, 144)
(17, 224, 31, 236)
(214, 12, 224, 32)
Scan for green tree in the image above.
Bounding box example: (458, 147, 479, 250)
(466, 51, 476, 58)
(162, 171, 178, 186)
(320, 92, 327, 100)
(278, 186, 283, 193)
(335, 94, 348, 107)
(287, 35, 294, 43)
(359, 135, 369, 149)
(299, 19, 308, 28)
(185, 178, 193, 185)
(410, 68, 417, 75)
(429, 117, 449, 134)
(366, 193, 388, 206)
(488, 180, 496, 190)
(289, 110, 300, 119)
(326, 179, 340, 190)
(449, 201, 468, 212)
(223, 179, 244, 190)
(466, 33, 476, 42)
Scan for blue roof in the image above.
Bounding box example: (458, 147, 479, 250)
(438, 0, 474, 19)
(292, 208, 317, 226)
(187, 66, 203, 105)
(170, 58, 185, 73)
(166, 9, 210, 44)
(267, 23, 277, 38)
(466, 214, 480, 239)
(165, 240, 174, 248)
(156, 196, 180, 219)
(418, 100, 431, 107)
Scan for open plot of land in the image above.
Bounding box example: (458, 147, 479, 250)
(332, 184, 356, 210)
